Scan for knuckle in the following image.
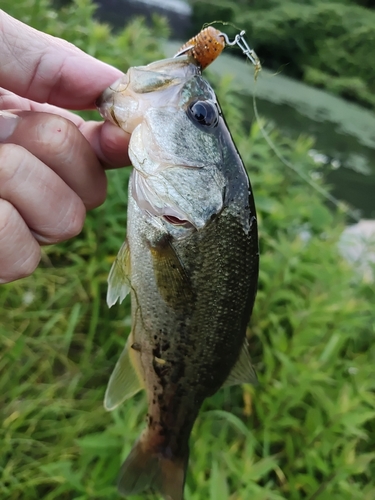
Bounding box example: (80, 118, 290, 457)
(0, 198, 14, 236)
(62, 200, 86, 239)
(16, 248, 41, 281)
(37, 115, 76, 153)
(0, 143, 33, 198)
(0, 199, 41, 282)
(0, 142, 21, 160)
(86, 177, 107, 210)
(0, 143, 25, 186)
(32, 195, 86, 244)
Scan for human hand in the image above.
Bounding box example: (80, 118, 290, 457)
(0, 10, 130, 283)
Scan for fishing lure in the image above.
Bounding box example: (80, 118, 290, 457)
(174, 26, 261, 75)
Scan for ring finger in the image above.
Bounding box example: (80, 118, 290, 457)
(0, 143, 86, 244)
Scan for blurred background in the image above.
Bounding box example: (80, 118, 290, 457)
(91, 0, 375, 219)
(1, 1, 375, 499)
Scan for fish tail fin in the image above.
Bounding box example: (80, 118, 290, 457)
(117, 435, 188, 500)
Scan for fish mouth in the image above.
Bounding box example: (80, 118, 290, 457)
(162, 215, 193, 228)
(95, 89, 108, 112)
(95, 81, 122, 122)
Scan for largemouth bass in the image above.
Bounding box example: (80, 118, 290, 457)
(97, 34, 259, 500)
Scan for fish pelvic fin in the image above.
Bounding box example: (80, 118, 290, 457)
(117, 434, 188, 500)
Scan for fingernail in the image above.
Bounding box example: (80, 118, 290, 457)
(0, 111, 20, 141)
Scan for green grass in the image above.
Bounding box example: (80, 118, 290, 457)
(1, 1, 375, 499)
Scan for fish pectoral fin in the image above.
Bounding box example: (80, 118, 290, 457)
(104, 334, 144, 411)
(223, 339, 258, 387)
(107, 240, 131, 308)
(150, 238, 194, 306)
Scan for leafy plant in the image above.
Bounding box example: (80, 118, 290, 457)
(1, 1, 375, 499)
(191, 0, 375, 110)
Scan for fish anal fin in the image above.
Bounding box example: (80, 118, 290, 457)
(223, 339, 258, 387)
(118, 434, 187, 500)
(150, 237, 194, 307)
(107, 239, 131, 308)
(104, 333, 144, 411)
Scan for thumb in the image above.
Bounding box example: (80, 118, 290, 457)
(79, 119, 131, 169)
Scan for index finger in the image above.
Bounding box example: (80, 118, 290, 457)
(0, 89, 131, 168)
(0, 10, 123, 109)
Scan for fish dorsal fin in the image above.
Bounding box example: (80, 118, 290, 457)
(223, 339, 258, 387)
(107, 240, 131, 308)
(104, 334, 144, 411)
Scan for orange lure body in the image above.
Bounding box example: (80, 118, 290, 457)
(176, 26, 226, 69)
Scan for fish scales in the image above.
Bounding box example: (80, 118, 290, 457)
(128, 197, 257, 441)
(97, 38, 259, 500)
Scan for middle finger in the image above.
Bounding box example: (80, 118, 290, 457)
(0, 142, 86, 244)
(1, 110, 107, 210)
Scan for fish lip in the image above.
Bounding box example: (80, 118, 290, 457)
(96, 85, 114, 116)
(95, 94, 104, 110)
(96, 76, 130, 123)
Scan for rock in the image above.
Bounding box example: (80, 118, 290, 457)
(339, 219, 375, 283)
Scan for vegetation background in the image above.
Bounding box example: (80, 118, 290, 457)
(1, 1, 375, 499)
(192, 0, 375, 110)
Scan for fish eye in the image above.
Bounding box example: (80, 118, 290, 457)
(188, 100, 219, 127)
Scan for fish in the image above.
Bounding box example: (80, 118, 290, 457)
(96, 32, 259, 500)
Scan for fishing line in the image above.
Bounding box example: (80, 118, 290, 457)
(217, 28, 360, 222)
(251, 80, 360, 222)
(202, 20, 244, 33)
